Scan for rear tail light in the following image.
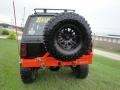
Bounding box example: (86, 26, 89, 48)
(21, 44, 27, 57)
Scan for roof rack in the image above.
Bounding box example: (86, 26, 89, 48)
(34, 8, 75, 14)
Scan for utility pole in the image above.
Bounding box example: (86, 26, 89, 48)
(13, 0, 20, 61)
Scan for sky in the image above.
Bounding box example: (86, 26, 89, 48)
(0, 0, 120, 35)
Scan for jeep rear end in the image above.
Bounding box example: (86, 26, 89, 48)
(20, 8, 93, 83)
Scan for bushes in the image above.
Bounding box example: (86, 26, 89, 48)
(0, 29, 17, 40)
(7, 32, 16, 40)
(1, 29, 9, 35)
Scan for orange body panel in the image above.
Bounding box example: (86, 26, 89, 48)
(21, 52, 93, 68)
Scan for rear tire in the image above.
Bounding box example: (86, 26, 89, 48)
(20, 67, 38, 83)
(71, 64, 89, 78)
(49, 66, 60, 71)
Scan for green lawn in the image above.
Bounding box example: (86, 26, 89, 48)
(0, 39, 120, 90)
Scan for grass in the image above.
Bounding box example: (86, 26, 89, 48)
(0, 39, 120, 90)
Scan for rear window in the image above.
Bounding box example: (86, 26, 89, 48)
(24, 16, 52, 35)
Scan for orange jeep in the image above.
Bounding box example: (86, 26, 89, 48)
(20, 8, 93, 83)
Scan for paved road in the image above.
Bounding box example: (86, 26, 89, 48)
(0, 35, 21, 40)
(0, 36, 7, 39)
(94, 49, 120, 61)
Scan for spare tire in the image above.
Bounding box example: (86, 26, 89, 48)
(44, 12, 91, 61)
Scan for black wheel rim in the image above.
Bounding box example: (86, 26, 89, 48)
(55, 24, 82, 51)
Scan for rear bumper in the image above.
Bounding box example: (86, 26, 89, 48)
(21, 52, 93, 68)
